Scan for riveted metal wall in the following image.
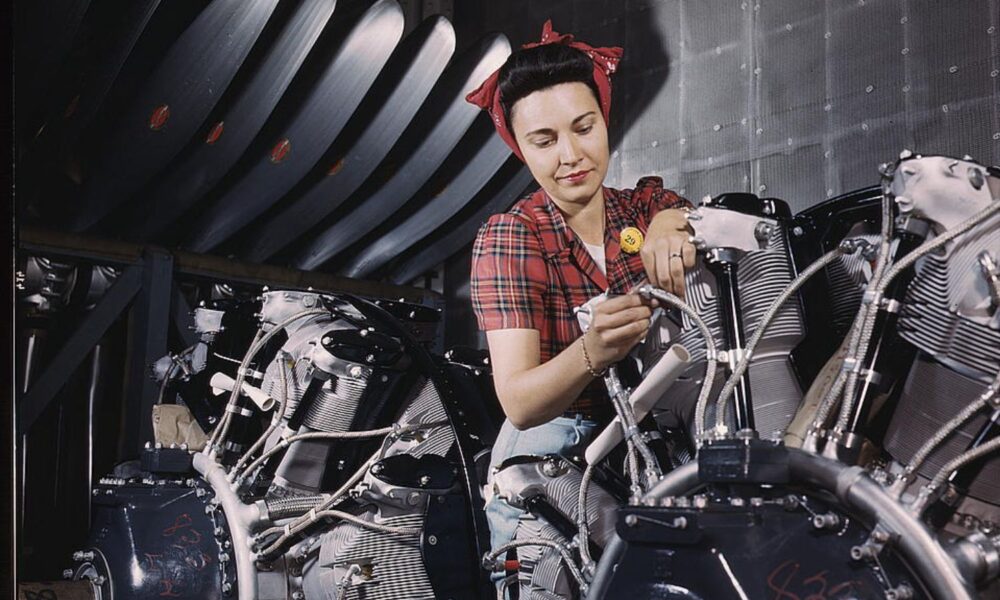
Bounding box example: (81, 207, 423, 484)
(456, 0, 1000, 212)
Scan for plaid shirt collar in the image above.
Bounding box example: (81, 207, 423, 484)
(517, 186, 637, 293)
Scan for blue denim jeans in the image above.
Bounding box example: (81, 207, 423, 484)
(484, 415, 599, 568)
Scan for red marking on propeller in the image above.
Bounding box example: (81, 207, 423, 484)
(327, 158, 344, 176)
(205, 121, 224, 145)
(270, 138, 291, 164)
(149, 104, 170, 130)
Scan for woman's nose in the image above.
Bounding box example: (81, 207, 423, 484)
(559, 136, 582, 165)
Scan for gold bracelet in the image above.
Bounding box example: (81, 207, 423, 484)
(580, 331, 607, 378)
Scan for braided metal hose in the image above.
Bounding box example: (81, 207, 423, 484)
(576, 463, 597, 573)
(713, 248, 846, 431)
(908, 434, 1000, 517)
(834, 188, 895, 431)
(894, 370, 1000, 498)
(635, 285, 719, 444)
(604, 367, 660, 496)
(238, 421, 449, 478)
(208, 308, 329, 452)
(835, 201, 1000, 433)
(263, 494, 327, 520)
(254, 447, 384, 555)
(230, 350, 291, 481)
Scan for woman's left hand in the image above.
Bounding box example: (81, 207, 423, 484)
(640, 208, 697, 298)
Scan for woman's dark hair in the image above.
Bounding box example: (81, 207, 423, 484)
(498, 43, 600, 125)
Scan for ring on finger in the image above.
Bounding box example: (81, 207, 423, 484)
(669, 252, 683, 259)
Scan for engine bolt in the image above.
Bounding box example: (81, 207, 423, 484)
(541, 460, 561, 477)
(72, 550, 95, 562)
(625, 514, 638, 527)
(872, 529, 891, 544)
(62, 569, 74, 580)
(427, 535, 438, 545)
(885, 583, 914, 600)
(812, 513, 841, 530)
(292, 592, 305, 600)
(419, 475, 432, 487)
(850, 544, 877, 561)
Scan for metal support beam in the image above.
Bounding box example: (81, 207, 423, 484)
(171, 287, 198, 347)
(20, 226, 440, 304)
(18, 265, 142, 432)
(122, 250, 173, 455)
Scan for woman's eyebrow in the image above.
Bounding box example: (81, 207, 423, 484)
(525, 111, 597, 137)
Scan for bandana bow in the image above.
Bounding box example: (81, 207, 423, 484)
(465, 20, 623, 161)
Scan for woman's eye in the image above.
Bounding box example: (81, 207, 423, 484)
(578, 125, 593, 134)
(534, 138, 555, 148)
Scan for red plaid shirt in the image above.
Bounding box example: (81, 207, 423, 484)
(471, 176, 691, 418)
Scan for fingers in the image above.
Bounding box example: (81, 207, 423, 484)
(682, 235, 697, 269)
(595, 305, 652, 330)
(640, 231, 695, 298)
(599, 319, 649, 345)
(588, 294, 653, 365)
(642, 248, 658, 292)
(668, 237, 686, 299)
(598, 292, 645, 312)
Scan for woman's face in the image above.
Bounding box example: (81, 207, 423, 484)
(509, 82, 609, 210)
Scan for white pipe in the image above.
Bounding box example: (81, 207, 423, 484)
(192, 453, 261, 600)
(585, 345, 690, 465)
(210, 372, 275, 412)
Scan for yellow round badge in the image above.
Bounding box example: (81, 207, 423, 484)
(620, 227, 644, 254)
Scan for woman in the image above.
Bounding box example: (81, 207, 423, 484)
(466, 20, 695, 572)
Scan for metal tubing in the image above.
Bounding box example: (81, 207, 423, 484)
(706, 252, 754, 432)
(843, 231, 924, 435)
(86, 345, 102, 529)
(590, 448, 975, 600)
(19, 265, 142, 432)
(789, 451, 973, 599)
(951, 408, 1000, 490)
(192, 453, 261, 600)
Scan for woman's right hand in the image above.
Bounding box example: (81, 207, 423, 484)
(585, 293, 656, 371)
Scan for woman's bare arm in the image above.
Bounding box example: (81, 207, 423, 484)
(486, 293, 655, 429)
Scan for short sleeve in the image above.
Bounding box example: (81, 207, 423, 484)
(470, 214, 549, 331)
(629, 176, 693, 228)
